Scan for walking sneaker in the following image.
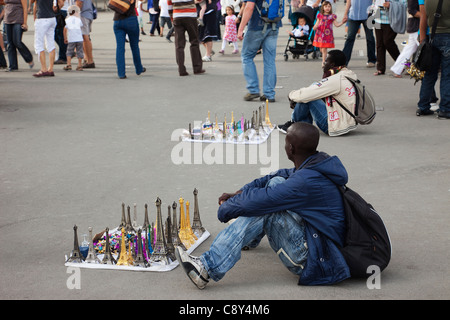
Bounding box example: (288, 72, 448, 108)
(244, 93, 260, 101)
(277, 120, 293, 134)
(202, 56, 212, 62)
(175, 246, 210, 290)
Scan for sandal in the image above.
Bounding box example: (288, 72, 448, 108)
(63, 65, 72, 71)
(33, 70, 49, 77)
(374, 70, 385, 76)
(76, 66, 83, 71)
(390, 73, 402, 78)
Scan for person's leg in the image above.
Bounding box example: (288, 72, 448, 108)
(5, 24, 18, 70)
(44, 18, 57, 73)
(241, 29, 263, 96)
(173, 19, 187, 75)
(390, 32, 418, 76)
(291, 99, 328, 134)
(342, 19, 359, 65)
(113, 19, 127, 78)
(261, 29, 278, 100)
(362, 19, 377, 65)
(125, 16, 144, 75)
(374, 26, 386, 74)
(434, 33, 450, 116)
(200, 176, 307, 282)
(417, 47, 441, 114)
(383, 24, 400, 62)
(185, 17, 203, 73)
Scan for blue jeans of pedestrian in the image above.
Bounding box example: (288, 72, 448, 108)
(241, 28, 279, 100)
(291, 100, 329, 134)
(5, 23, 33, 70)
(200, 176, 308, 282)
(113, 16, 144, 78)
(342, 19, 376, 66)
(418, 33, 450, 113)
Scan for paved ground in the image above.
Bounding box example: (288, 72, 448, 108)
(1, 2, 449, 301)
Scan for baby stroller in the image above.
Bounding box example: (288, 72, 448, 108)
(283, 5, 319, 61)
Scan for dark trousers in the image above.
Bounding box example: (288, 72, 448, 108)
(54, 10, 68, 61)
(374, 24, 400, 73)
(5, 23, 33, 70)
(173, 17, 203, 75)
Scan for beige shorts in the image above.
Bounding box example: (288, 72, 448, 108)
(80, 16, 92, 35)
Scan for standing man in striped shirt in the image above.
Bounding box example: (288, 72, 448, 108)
(171, 0, 205, 76)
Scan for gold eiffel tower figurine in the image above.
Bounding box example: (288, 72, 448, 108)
(264, 99, 273, 129)
(178, 197, 194, 249)
(117, 228, 131, 266)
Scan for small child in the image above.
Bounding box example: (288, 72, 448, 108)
(288, 16, 310, 39)
(63, 5, 84, 71)
(196, 0, 212, 26)
(219, 6, 238, 54)
(312, 0, 344, 65)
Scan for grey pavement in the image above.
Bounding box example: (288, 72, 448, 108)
(1, 2, 449, 301)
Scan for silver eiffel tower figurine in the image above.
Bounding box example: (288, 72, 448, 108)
(165, 206, 176, 261)
(134, 229, 149, 268)
(85, 227, 100, 263)
(118, 203, 127, 231)
(66, 225, 85, 263)
(191, 188, 205, 237)
(171, 201, 186, 250)
(148, 198, 170, 265)
(126, 206, 136, 234)
(101, 227, 116, 265)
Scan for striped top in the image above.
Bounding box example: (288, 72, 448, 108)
(170, 0, 197, 19)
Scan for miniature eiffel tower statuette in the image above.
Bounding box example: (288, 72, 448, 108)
(126, 205, 136, 234)
(171, 201, 186, 250)
(165, 206, 176, 261)
(264, 99, 273, 128)
(101, 228, 116, 265)
(132, 203, 138, 228)
(191, 188, 205, 237)
(143, 204, 150, 231)
(134, 229, 149, 267)
(185, 201, 198, 242)
(67, 225, 85, 263)
(117, 228, 131, 266)
(118, 203, 127, 231)
(148, 198, 170, 265)
(85, 226, 100, 263)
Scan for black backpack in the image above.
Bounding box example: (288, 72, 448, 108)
(334, 77, 377, 125)
(336, 185, 392, 278)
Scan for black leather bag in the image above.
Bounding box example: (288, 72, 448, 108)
(411, 0, 443, 72)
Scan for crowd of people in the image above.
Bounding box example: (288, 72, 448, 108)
(0, 0, 448, 119)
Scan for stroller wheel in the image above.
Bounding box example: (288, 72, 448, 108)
(284, 54, 288, 61)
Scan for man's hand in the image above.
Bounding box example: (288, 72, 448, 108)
(289, 97, 296, 109)
(218, 190, 242, 205)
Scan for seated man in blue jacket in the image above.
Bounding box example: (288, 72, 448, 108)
(175, 122, 351, 289)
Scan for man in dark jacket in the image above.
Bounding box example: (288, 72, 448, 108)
(175, 122, 351, 289)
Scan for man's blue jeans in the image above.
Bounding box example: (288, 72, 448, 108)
(342, 19, 377, 66)
(291, 100, 329, 134)
(241, 28, 279, 100)
(418, 33, 450, 113)
(113, 16, 144, 78)
(200, 176, 308, 282)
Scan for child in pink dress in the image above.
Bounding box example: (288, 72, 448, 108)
(219, 6, 239, 54)
(312, 1, 344, 65)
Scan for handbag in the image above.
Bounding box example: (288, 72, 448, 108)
(411, 0, 443, 72)
(108, 0, 133, 15)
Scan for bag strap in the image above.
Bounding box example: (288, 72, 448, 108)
(429, 0, 443, 42)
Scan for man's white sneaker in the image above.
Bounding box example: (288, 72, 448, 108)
(175, 246, 210, 289)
